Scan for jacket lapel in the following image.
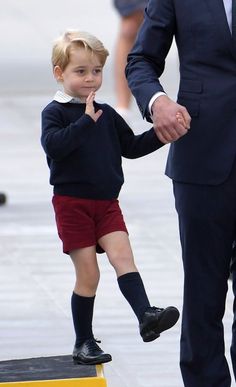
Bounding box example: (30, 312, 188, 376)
(205, 0, 236, 56)
(206, 0, 231, 39)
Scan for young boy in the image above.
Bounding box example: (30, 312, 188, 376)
(41, 29, 180, 365)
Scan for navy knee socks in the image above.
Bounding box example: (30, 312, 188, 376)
(71, 272, 150, 346)
(117, 272, 150, 322)
(71, 292, 95, 347)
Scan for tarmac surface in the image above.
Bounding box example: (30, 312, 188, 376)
(0, 1, 234, 386)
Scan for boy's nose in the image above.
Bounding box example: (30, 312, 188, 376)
(85, 73, 94, 81)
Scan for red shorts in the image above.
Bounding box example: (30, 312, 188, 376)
(52, 195, 128, 254)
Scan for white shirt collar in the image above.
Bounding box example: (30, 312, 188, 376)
(53, 90, 83, 104)
(223, 0, 232, 32)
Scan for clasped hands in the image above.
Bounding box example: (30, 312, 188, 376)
(152, 95, 191, 144)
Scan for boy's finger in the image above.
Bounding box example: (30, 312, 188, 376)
(176, 112, 188, 129)
(181, 109, 191, 129)
(86, 91, 95, 103)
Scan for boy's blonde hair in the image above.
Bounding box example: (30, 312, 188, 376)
(52, 29, 109, 71)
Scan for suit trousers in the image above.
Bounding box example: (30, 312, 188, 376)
(173, 158, 236, 387)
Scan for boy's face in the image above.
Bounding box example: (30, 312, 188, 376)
(55, 47, 103, 101)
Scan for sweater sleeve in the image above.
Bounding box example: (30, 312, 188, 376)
(114, 111, 165, 159)
(41, 104, 95, 161)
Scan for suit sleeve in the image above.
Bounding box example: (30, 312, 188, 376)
(125, 0, 176, 121)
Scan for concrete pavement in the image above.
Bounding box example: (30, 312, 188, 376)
(0, 1, 234, 386)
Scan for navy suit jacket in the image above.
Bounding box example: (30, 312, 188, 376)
(126, 0, 236, 185)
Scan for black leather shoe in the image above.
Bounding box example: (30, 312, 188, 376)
(73, 339, 112, 365)
(140, 306, 180, 342)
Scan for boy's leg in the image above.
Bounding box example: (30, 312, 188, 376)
(70, 247, 111, 364)
(99, 230, 150, 318)
(98, 231, 179, 341)
(70, 246, 100, 297)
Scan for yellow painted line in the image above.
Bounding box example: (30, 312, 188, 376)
(95, 365, 105, 379)
(0, 365, 107, 387)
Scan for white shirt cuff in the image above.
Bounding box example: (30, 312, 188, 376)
(148, 92, 166, 115)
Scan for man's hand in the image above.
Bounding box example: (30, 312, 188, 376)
(152, 95, 191, 143)
(85, 92, 103, 122)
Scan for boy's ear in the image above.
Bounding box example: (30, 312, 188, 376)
(54, 66, 63, 82)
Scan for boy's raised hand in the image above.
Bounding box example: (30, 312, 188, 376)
(85, 91, 103, 122)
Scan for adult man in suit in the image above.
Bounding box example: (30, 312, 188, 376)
(126, 0, 236, 386)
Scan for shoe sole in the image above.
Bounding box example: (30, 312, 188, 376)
(142, 331, 160, 343)
(142, 307, 180, 342)
(73, 355, 112, 365)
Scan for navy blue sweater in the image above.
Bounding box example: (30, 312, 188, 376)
(41, 101, 164, 199)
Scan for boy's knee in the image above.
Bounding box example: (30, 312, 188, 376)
(108, 251, 135, 274)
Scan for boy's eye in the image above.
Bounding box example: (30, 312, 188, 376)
(94, 69, 102, 74)
(74, 68, 102, 75)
